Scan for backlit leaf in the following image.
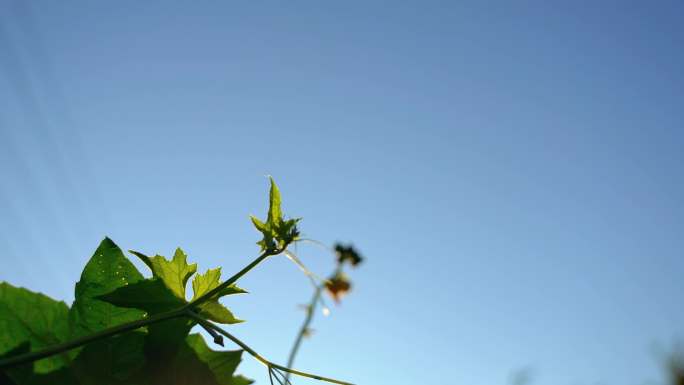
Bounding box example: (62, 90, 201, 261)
(97, 278, 185, 314)
(0, 283, 71, 373)
(69, 238, 145, 337)
(185, 334, 249, 385)
(191, 268, 245, 324)
(71, 331, 146, 384)
(267, 176, 282, 226)
(131, 248, 197, 301)
(250, 178, 301, 251)
(144, 334, 248, 385)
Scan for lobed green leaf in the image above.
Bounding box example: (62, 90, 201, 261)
(69, 237, 145, 337)
(191, 268, 245, 324)
(97, 278, 185, 314)
(184, 334, 249, 385)
(250, 177, 301, 251)
(0, 283, 71, 373)
(130, 248, 197, 301)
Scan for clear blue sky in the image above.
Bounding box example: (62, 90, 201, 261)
(1, 2, 683, 384)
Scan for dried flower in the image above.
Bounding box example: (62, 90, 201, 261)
(325, 273, 351, 303)
(333, 244, 363, 267)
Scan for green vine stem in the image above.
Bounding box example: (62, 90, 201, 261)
(284, 263, 342, 383)
(186, 312, 355, 385)
(285, 285, 323, 379)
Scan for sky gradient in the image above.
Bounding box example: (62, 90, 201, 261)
(1, 2, 683, 384)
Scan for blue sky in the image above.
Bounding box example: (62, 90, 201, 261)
(1, 2, 683, 384)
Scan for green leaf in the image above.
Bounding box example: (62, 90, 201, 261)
(145, 316, 195, 365)
(216, 285, 248, 297)
(249, 216, 268, 233)
(227, 375, 254, 385)
(277, 218, 301, 246)
(249, 215, 274, 251)
(97, 278, 185, 314)
(0, 341, 31, 384)
(267, 176, 282, 226)
(196, 301, 242, 325)
(191, 268, 245, 324)
(71, 331, 146, 384)
(0, 342, 77, 385)
(184, 334, 249, 385)
(97, 276, 193, 363)
(131, 248, 197, 301)
(250, 178, 301, 251)
(142, 334, 246, 385)
(66, 239, 148, 384)
(69, 238, 145, 337)
(0, 282, 72, 373)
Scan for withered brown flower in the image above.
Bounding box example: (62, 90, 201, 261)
(325, 273, 351, 303)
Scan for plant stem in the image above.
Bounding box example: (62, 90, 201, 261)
(285, 285, 323, 380)
(186, 312, 354, 385)
(285, 263, 342, 382)
(0, 308, 187, 369)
